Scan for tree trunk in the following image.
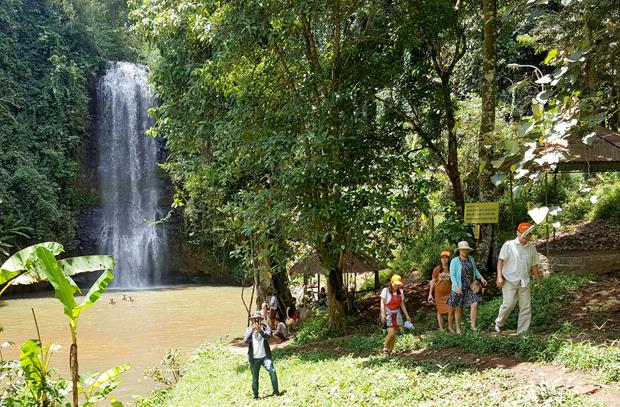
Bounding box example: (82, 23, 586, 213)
(441, 75, 465, 218)
(478, 0, 498, 273)
(327, 264, 347, 329)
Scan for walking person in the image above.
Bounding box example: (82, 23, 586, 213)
(495, 222, 541, 335)
(428, 251, 455, 332)
(243, 311, 280, 399)
(380, 274, 412, 355)
(446, 241, 487, 333)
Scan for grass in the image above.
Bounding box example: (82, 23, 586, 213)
(134, 341, 603, 407)
(134, 273, 619, 406)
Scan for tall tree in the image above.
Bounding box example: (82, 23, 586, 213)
(478, 0, 498, 272)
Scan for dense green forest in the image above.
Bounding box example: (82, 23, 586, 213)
(1, 1, 620, 406)
(1, 0, 619, 320)
(130, 0, 619, 325)
(0, 0, 136, 251)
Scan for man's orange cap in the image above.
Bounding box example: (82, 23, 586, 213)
(517, 222, 533, 234)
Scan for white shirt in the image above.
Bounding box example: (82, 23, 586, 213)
(251, 330, 267, 359)
(275, 321, 288, 337)
(380, 287, 403, 305)
(269, 295, 278, 310)
(499, 238, 540, 287)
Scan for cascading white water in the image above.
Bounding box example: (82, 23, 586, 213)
(95, 62, 169, 288)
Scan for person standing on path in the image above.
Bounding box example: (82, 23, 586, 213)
(269, 291, 279, 329)
(380, 274, 412, 354)
(446, 241, 487, 333)
(428, 251, 455, 332)
(495, 222, 541, 335)
(243, 312, 280, 399)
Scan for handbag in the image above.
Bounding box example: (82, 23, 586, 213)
(470, 279, 481, 294)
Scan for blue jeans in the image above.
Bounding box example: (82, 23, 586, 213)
(250, 357, 279, 398)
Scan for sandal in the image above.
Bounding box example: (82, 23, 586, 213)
(383, 348, 391, 355)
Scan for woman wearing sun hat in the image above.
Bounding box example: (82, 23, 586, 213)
(380, 274, 412, 354)
(428, 251, 455, 332)
(446, 241, 487, 333)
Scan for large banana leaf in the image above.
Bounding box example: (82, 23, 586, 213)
(34, 247, 78, 320)
(73, 270, 114, 320)
(58, 256, 115, 277)
(0, 269, 23, 287)
(1, 252, 114, 296)
(84, 363, 131, 404)
(1, 242, 64, 273)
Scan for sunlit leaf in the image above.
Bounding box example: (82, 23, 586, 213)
(590, 195, 599, 204)
(564, 50, 584, 63)
(549, 207, 563, 216)
(535, 75, 552, 84)
(490, 173, 508, 187)
(536, 90, 550, 104)
(582, 132, 597, 145)
(518, 121, 535, 137)
(528, 206, 549, 224)
(544, 49, 558, 64)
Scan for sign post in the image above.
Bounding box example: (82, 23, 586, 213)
(464, 202, 500, 224)
(464, 202, 499, 242)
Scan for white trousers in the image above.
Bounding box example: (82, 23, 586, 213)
(495, 280, 531, 334)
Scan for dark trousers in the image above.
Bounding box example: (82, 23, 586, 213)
(250, 356, 279, 398)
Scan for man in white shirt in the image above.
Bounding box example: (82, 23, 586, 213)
(495, 222, 542, 334)
(243, 312, 280, 399)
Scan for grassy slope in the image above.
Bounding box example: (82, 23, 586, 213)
(134, 274, 620, 406)
(136, 341, 602, 407)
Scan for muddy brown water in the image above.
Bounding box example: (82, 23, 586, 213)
(1, 286, 253, 404)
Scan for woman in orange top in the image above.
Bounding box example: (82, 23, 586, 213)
(428, 251, 454, 332)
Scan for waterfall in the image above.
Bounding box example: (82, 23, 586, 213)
(95, 62, 170, 288)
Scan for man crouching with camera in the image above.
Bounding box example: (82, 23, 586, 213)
(243, 311, 280, 399)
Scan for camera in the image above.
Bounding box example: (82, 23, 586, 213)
(250, 316, 262, 323)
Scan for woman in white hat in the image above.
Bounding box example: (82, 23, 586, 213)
(446, 241, 487, 333)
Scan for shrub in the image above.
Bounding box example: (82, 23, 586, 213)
(389, 237, 451, 280)
(293, 309, 360, 345)
(591, 182, 620, 224)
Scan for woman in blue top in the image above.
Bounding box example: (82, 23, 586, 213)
(446, 241, 487, 333)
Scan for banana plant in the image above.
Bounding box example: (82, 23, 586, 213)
(80, 364, 131, 407)
(0, 243, 117, 406)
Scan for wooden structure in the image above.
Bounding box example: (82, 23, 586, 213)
(542, 128, 620, 255)
(555, 128, 620, 173)
(289, 251, 386, 300)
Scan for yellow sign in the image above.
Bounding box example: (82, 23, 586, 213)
(464, 202, 499, 224)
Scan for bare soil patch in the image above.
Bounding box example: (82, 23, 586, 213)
(563, 273, 620, 340)
(534, 220, 620, 252)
